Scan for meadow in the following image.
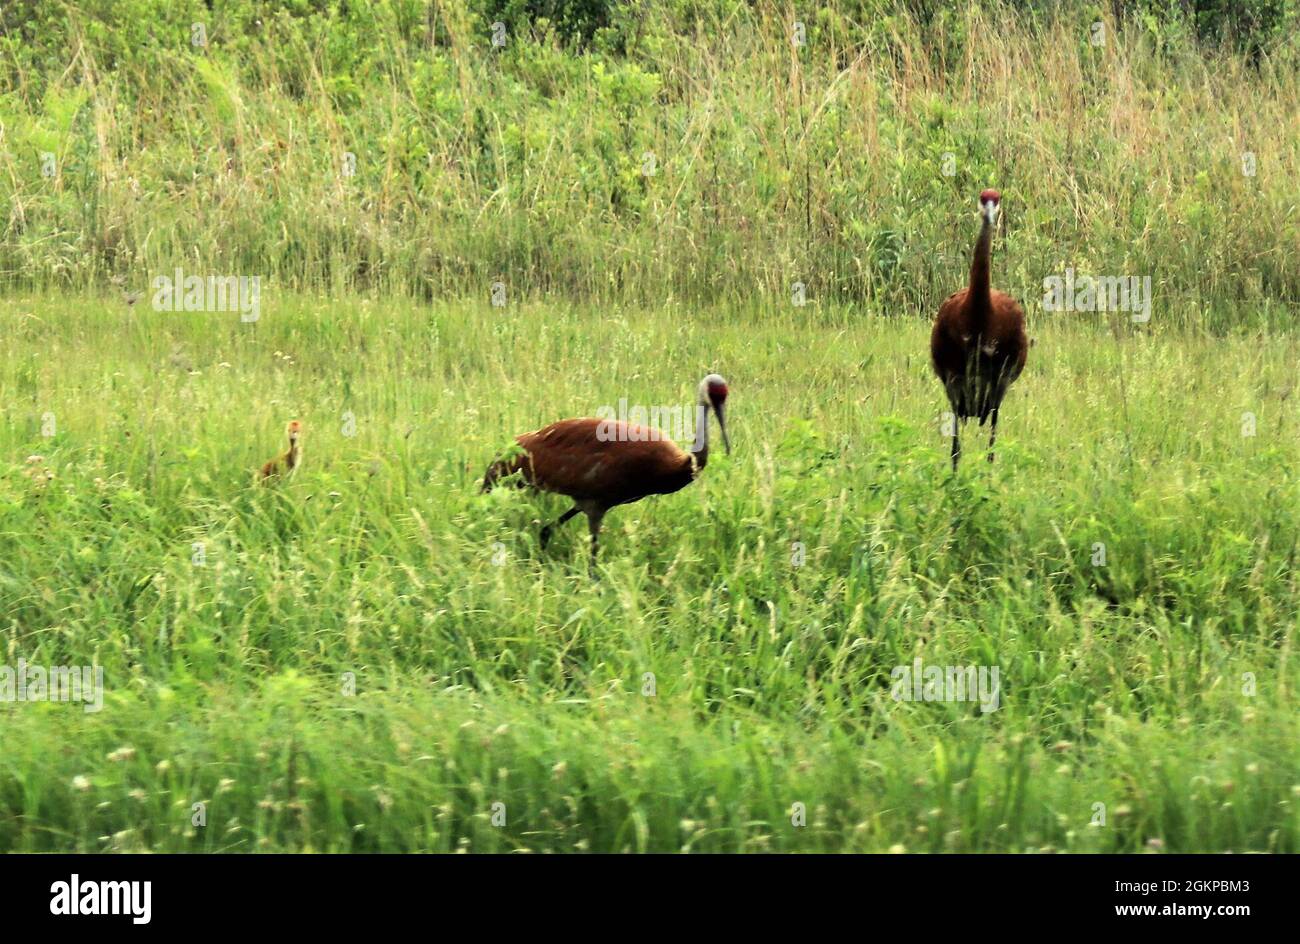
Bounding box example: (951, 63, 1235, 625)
(1, 1, 1299, 853)
(1, 293, 1298, 852)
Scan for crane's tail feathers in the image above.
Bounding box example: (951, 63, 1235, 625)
(948, 376, 1009, 426)
(481, 454, 529, 493)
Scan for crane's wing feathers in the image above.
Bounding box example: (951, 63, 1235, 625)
(505, 418, 694, 504)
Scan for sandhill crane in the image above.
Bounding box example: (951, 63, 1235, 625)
(259, 420, 303, 481)
(931, 189, 1028, 470)
(482, 374, 730, 565)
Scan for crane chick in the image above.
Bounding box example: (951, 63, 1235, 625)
(482, 374, 731, 565)
(259, 420, 303, 482)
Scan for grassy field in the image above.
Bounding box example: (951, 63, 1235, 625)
(2, 2, 1298, 324)
(1, 292, 1297, 852)
(2, 0, 1298, 854)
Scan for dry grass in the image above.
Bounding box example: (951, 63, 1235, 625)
(0, 2, 1295, 325)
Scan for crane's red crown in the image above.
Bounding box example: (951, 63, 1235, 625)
(287, 420, 302, 436)
(979, 188, 1001, 205)
(707, 379, 728, 402)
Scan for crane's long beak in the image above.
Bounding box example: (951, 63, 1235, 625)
(715, 404, 731, 455)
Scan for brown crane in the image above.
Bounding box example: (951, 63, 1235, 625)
(931, 188, 1028, 470)
(258, 420, 303, 481)
(482, 374, 731, 565)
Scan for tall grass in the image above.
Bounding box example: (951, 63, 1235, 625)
(0, 293, 1297, 851)
(1, 1, 1297, 327)
(2, 0, 1298, 854)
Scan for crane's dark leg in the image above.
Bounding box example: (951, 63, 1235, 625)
(945, 385, 962, 473)
(540, 507, 579, 549)
(584, 507, 606, 574)
(987, 407, 999, 464)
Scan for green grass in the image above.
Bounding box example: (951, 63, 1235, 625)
(1, 1, 1298, 326)
(1, 292, 1297, 852)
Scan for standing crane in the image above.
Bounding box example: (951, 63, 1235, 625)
(931, 189, 1028, 470)
(482, 374, 731, 565)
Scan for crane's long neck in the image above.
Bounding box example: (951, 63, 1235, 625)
(689, 403, 710, 472)
(285, 437, 301, 470)
(968, 216, 994, 322)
